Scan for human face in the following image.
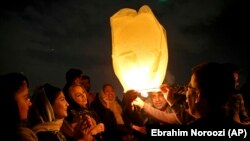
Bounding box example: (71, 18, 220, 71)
(15, 81, 32, 120)
(73, 77, 83, 86)
(81, 79, 91, 92)
(103, 85, 115, 101)
(150, 92, 167, 110)
(69, 85, 88, 107)
(186, 74, 199, 116)
(52, 92, 69, 119)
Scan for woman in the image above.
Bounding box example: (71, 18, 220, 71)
(0, 72, 38, 141)
(28, 83, 69, 141)
(61, 84, 104, 141)
(91, 84, 134, 141)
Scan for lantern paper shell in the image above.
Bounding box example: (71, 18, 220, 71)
(110, 5, 168, 93)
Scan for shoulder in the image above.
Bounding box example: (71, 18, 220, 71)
(17, 127, 38, 141)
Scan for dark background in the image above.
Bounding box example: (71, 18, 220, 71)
(1, 0, 249, 99)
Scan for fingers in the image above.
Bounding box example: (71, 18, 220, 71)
(131, 97, 138, 110)
(90, 123, 105, 135)
(131, 97, 144, 109)
(131, 97, 139, 105)
(131, 124, 147, 134)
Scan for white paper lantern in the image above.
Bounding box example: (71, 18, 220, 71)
(110, 5, 168, 97)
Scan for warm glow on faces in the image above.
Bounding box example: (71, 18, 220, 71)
(150, 92, 167, 110)
(186, 74, 198, 116)
(69, 85, 88, 107)
(15, 81, 32, 120)
(103, 85, 115, 101)
(52, 92, 69, 119)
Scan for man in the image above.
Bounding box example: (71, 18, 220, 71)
(185, 62, 238, 126)
(63, 68, 84, 93)
(144, 91, 180, 125)
(132, 62, 241, 127)
(81, 75, 97, 106)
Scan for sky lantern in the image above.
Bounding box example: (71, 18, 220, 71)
(110, 5, 168, 97)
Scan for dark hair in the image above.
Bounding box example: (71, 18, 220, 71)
(65, 68, 83, 84)
(102, 83, 114, 91)
(192, 62, 235, 108)
(81, 75, 90, 81)
(43, 83, 61, 104)
(0, 72, 29, 140)
(29, 83, 62, 126)
(222, 63, 240, 74)
(0, 72, 29, 121)
(64, 84, 85, 122)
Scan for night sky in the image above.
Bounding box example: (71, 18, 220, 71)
(1, 0, 249, 99)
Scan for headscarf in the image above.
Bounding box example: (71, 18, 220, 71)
(28, 83, 63, 133)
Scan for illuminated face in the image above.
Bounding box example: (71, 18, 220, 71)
(52, 92, 69, 119)
(69, 85, 88, 107)
(103, 85, 115, 101)
(15, 81, 32, 120)
(186, 74, 199, 116)
(150, 92, 167, 110)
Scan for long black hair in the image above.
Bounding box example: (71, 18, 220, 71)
(0, 72, 29, 140)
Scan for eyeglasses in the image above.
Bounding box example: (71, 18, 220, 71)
(184, 84, 197, 91)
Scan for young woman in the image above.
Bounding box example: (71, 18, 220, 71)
(61, 84, 104, 141)
(0, 72, 38, 141)
(28, 83, 69, 141)
(91, 84, 133, 141)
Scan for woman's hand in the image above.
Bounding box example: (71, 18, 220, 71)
(102, 94, 110, 108)
(90, 123, 105, 135)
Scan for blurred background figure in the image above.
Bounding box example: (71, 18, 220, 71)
(240, 73, 250, 118)
(81, 75, 97, 107)
(0, 72, 38, 141)
(63, 68, 84, 95)
(223, 63, 250, 125)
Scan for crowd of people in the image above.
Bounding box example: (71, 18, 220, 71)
(1, 62, 250, 141)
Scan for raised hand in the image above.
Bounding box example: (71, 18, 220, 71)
(160, 84, 176, 106)
(131, 97, 145, 109)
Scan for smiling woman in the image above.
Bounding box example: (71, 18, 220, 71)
(28, 83, 69, 141)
